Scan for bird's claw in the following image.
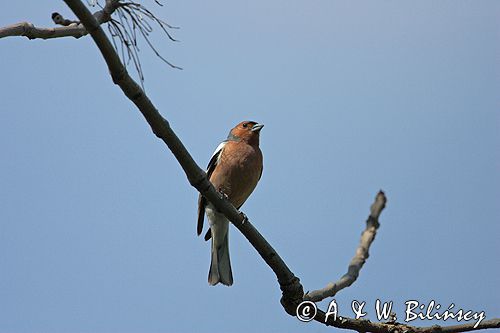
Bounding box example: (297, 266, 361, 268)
(218, 190, 229, 201)
(240, 212, 248, 224)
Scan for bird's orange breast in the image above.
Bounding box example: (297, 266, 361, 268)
(209, 141, 263, 209)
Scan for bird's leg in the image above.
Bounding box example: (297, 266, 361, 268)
(217, 189, 248, 225)
(218, 189, 229, 201)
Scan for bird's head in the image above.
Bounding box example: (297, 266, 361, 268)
(227, 121, 264, 145)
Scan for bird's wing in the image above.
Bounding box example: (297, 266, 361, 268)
(197, 141, 226, 236)
(197, 195, 206, 236)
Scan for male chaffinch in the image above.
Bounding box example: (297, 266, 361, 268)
(197, 121, 264, 286)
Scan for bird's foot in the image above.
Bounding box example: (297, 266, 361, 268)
(218, 189, 229, 201)
(240, 212, 249, 224)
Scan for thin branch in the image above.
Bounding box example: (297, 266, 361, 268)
(0, 1, 118, 40)
(317, 313, 500, 333)
(0, 22, 86, 39)
(123, 1, 179, 41)
(413, 319, 500, 333)
(305, 191, 386, 302)
(116, 3, 181, 69)
(109, 14, 146, 86)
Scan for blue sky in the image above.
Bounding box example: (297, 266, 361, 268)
(0, 1, 499, 332)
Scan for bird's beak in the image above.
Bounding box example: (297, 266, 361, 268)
(251, 123, 264, 132)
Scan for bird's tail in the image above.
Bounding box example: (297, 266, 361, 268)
(208, 232, 233, 286)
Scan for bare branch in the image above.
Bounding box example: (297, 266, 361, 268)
(317, 313, 500, 333)
(414, 319, 500, 333)
(0, 1, 118, 40)
(0, 22, 86, 39)
(305, 191, 386, 302)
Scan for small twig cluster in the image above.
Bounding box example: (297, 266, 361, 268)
(89, 0, 182, 87)
(0, 1, 180, 86)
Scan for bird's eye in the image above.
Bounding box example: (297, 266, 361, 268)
(242, 123, 248, 128)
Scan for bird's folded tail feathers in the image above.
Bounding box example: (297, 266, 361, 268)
(208, 233, 233, 286)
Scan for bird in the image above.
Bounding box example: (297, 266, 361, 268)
(197, 121, 264, 286)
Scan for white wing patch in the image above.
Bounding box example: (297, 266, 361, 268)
(209, 141, 226, 169)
